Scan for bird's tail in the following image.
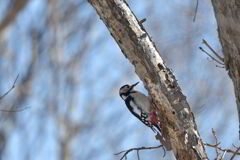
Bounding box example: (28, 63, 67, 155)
(150, 123, 161, 135)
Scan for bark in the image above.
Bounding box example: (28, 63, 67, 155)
(87, 0, 208, 160)
(211, 0, 240, 138)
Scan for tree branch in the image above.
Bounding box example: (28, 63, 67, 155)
(193, 0, 199, 22)
(204, 143, 240, 156)
(202, 39, 224, 63)
(203, 129, 240, 159)
(0, 74, 30, 112)
(0, 74, 19, 100)
(229, 146, 240, 160)
(88, 0, 208, 159)
(115, 145, 165, 160)
(0, 106, 30, 113)
(199, 47, 224, 66)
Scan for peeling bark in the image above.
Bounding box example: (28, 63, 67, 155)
(211, 0, 240, 138)
(87, 0, 208, 159)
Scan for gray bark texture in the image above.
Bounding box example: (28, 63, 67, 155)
(87, 0, 208, 159)
(211, 0, 240, 138)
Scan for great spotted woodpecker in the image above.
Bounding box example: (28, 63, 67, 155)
(119, 82, 161, 134)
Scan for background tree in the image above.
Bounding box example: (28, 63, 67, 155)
(212, 0, 240, 139)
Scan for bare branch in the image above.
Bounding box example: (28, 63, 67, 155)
(139, 18, 146, 25)
(212, 128, 221, 159)
(193, 0, 199, 22)
(115, 145, 165, 160)
(0, 106, 30, 113)
(0, 74, 30, 113)
(88, 0, 208, 158)
(0, 74, 19, 100)
(202, 39, 224, 62)
(229, 146, 240, 160)
(220, 150, 226, 160)
(203, 130, 240, 158)
(215, 65, 225, 68)
(204, 143, 240, 156)
(199, 47, 225, 66)
(137, 150, 140, 160)
(203, 129, 240, 159)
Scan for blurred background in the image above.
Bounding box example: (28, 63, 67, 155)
(0, 0, 238, 160)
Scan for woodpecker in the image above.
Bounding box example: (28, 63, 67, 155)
(119, 82, 161, 134)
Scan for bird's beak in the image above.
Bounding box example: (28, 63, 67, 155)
(130, 82, 139, 89)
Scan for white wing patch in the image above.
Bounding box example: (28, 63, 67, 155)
(131, 92, 151, 113)
(130, 101, 141, 116)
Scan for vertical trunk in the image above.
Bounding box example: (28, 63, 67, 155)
(211, 0, 240, 138)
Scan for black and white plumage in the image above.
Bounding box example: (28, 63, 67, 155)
(119, 82, 161, 133)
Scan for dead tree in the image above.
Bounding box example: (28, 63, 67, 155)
(87, 0, 208, 159)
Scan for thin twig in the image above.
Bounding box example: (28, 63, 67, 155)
(212, 128, 221, 159)
(232, 144, 240, 150)
(220, 150, 226, 160)
(0, 74, 19, 100)
(202, 39, 224, 62)
(139, 18, 146, 25)
(0, 74, 30, 113)
(204, 143, 240, 156)
(0, 106, 30, 113)
(216, 65, 225, 68)
(199, 47, 225, 65)
(229, 146, 240, 160)
(137, 150, 140, 160)
(193, 0, 199, 22)
(115, 145, 164, 160)
(206, 57, 214, 63)
(204, 130, 240, 159)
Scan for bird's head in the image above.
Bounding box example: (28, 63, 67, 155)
(119, 82, 139, 100)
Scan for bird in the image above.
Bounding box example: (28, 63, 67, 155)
(119, 82, 161, 134)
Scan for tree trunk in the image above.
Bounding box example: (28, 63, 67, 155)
(211, 0, 240, 138)
(87, 0, 208, 159)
